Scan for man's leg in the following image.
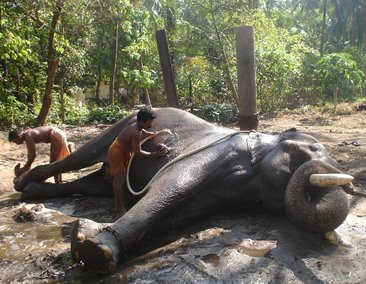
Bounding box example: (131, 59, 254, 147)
(50, 148, 62, 183)
(50, 132, 69, 183)
(113, 175, 126, 213)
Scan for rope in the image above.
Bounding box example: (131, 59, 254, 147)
(238, 113, 259, 130)
(126, 130, 249, 196)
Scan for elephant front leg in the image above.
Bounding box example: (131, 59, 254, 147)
(75, 194, 164, 273)
(76, 150, 225, 273)
(76, 227, 122, 273)
(74, 193, 224, 273)
(71, 219, 112, 263)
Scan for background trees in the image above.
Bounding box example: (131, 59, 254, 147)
(0, 0, 365, 129)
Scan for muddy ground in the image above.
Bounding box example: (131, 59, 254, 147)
(1, 106, 366, 284)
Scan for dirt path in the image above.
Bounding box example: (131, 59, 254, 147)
(0, 109, 366, 283)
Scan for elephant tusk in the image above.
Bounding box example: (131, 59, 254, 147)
(309, 173, 354, 187)
(323, 230, 352, 247)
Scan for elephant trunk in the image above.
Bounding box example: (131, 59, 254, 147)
(284, 160, 349, 233)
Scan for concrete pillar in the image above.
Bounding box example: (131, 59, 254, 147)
(155, 29, 179, 108)
(235, 26, 258, 130)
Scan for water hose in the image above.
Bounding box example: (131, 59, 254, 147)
(126, 130, 249, 196)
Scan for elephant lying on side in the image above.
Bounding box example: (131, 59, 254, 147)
(14, 107, 354, 273)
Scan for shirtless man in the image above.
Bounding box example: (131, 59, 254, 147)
(108, 107, 171, 213)
(8, 126, 72, 183)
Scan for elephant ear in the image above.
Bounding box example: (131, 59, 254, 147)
(247, 131, 279, 164)
(279, 127, 319, 143)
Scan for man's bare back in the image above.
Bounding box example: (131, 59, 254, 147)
(9, 126, 71, 182)
(23, 126, 55, 143)
(117, 122, 141, 153)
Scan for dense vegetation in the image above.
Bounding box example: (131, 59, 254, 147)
(1, 0, 365, 129)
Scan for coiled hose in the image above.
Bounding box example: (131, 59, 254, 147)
(126, 130, 249, 196)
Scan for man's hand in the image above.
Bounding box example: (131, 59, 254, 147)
(14, 163, 23, 177)
(159, 128, 173, 135)
(155, 143, 171, 156)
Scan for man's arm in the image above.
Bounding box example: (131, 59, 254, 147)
(141, 128, 172, 138)
(15, 133, 36, 176)
(131, 133, 167, 157)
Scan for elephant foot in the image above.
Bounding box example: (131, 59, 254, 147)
(77, 228, 122, 273)
(14, 173, 29, 192)
(20, 181, 61, 199)
(71, 219, 111, 263)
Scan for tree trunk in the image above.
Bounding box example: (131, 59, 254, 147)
(109, 19, 119, 105)
(60, 75, 65, 123)
(96, 63, 102, 106)
(139, 57, 151, 106)
(320, 0, 327, 55)
(143, 87, 151, 106)
(139, 56, 151, 106)
(36, 0, 64, 126)
(333, 85, 338, 114)
(189, 75, 193, 112)
(209, 0, 238, 106)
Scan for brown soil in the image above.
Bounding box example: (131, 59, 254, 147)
(0, 106, 366, 283)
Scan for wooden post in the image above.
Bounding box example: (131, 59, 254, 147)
(155, 29, 179, 108)
(235, 26, 258, 130)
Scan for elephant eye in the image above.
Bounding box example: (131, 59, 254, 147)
(309, 145, 318, 152)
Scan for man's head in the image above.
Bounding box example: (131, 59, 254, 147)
(8, 130, 23, 144)
(137, 107, 156, 130)
(137, 107, 156, 122)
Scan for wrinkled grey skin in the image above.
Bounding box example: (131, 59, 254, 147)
(14, 107, 350, 271)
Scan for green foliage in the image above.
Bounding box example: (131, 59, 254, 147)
(1, 0, 366, 126)
(253, 14, 308, 112)
(36, 95, 132, 125)
(314, 53, 365, 102)
(0, 96, 35, 130)
(340, 46, 366, 93)
(177, 56, 230, 110)
(0, 4, 46, 109)
(40, 94, 89, 125)
(197, 103, 237, 124)
(86, 105, 131, 124)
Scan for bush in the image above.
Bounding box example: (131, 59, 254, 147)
(315, 53, 365, 102)
(42, 94, 89, 125)
(0, 96, 35, 130)
(2, 92, 132, 129)
(197, 103, 237, 124)
(86, 105, 131, 124)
